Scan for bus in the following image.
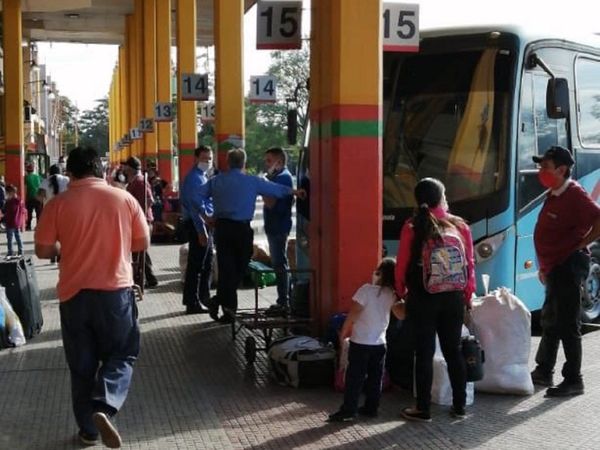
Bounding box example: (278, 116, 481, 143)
(295, 26, 600, 321)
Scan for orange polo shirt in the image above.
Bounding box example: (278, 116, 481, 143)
(35, 177, 149, 302)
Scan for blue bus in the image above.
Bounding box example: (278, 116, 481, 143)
(295, 26, 600, 320)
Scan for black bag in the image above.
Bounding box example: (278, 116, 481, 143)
(461, 335, 485, 382)
(0, 257, 43, 339)
(385, 314, 415, 390)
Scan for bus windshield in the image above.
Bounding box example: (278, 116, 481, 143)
(383, 46, 515, 225)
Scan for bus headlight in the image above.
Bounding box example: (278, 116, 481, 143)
(475, 230, 507, 264)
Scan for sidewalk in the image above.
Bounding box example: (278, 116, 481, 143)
(1, 232, 600, 449)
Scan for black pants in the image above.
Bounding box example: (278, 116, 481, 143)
(341, 342, 386, 414)
(132, 251, 157, 287)
(214, 219, 253, 316)
(535, 250, 590, 382)
(26, 197, 42, 230)
(409, 291, 466, 413)
(182, 219, 213, 307)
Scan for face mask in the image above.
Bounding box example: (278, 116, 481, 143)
(198, 162, 211, 173)
(267, 164, 279, 176)
(538, 170, 559, 189)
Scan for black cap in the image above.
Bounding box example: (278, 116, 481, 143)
(125, 156, 141, 170)
(532, 145, 575, 167)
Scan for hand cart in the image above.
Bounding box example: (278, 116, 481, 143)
(229, 267, 315, 365)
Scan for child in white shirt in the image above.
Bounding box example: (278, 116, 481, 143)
(327, 258, 405, 422)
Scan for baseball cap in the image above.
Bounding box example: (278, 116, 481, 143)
(532, 145, 575, 167)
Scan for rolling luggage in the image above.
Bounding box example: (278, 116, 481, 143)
(0, 257, 43, 339)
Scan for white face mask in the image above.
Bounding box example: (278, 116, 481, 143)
(198, 161, 211, 173)
(267, 164, 278, 176)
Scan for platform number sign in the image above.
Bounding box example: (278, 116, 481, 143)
(249, 76, 277, 104)
(256, 0, 302, 50)
(181, 73, 209, 101)
(139, 118, 154, 133)
(199, 102, 215, 123)
(382, 3, 419, 52)
(130, 127, 143, 141)
(154, 102, 173, 122)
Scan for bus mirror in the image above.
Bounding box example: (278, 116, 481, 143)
(287, 109, 298, 145)
(546, 78, 569, 119)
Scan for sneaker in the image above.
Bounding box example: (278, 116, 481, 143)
(357, 406, 378, 418)
(185, 304, 209, 315)
(78, 431, 99, 446)
(327, 410, 356, 423)
(450, 406, 466, 418)
(400, 407, 431, 423)
(92, 412, 122, 449)
(531, 367, 554, 387)
(545, 379, 584, 397)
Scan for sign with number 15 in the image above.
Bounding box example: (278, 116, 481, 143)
(256, 0, 302, 50)
(382, 3, 419, 52)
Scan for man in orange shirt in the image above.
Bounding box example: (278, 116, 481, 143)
(35, 147, 149, 449)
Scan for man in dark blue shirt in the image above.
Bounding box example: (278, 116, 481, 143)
(263, 147, 294, 314)
(180, 145, 214, 314)
(199, 148, 305, 323)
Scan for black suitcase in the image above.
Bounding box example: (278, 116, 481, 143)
(0, 257, 43, 339)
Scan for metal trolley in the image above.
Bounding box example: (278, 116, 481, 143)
(230, 267, 314, 364)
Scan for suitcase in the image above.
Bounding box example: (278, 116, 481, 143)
(268, 335, 335, 388)
(0, 257, 43, 339)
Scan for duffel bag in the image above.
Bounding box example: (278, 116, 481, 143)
(268, 335, 335, 388)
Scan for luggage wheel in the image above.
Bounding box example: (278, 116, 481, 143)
(244, 336, 257, 364)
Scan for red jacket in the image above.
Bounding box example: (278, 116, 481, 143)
(4, 197, 25, 229)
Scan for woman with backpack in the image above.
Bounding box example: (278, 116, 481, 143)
(395, 178, 475, 422)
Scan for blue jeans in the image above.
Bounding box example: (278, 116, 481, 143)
(267, 233, 290, 306)
(6, 228, 23, 255)
(59, 288, 140, 436)
(341, 342, 386, 414)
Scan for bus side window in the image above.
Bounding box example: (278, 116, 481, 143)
(576, 57, 600, 148)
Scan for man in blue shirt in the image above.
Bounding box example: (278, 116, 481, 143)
(263, 147, 294, 314)
(200, 148, 305, 323)
(180, 145, 214, 314)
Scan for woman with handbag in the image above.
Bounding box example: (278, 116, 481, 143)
(395, 178, 475, 422)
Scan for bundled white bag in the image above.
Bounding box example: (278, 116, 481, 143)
(470, 288, 534, 395)
(430, 326, 475, 406)
(0, 288, 26, 347)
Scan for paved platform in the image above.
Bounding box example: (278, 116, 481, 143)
(2, 232, 600, 449)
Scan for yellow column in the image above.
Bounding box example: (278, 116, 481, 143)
(143, 0, 157, 167)
(127, 15, 138, 158)
(113, 66, 121, 163)
(176, 0, 197, 186)
(135, 0, 145, 160)
(109, 73, 114, 163)
(214, 0, 244, 170)
(310, 0, 382, 329)
(3, 0, 24, 194)
(119, 46, 130, 161)
(156, 0, 173, 183)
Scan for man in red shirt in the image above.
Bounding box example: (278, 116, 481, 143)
(531, 146, 600, 397)
(124, 157, 158, 288)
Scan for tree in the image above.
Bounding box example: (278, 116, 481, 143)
(78, 98, 109, 155)
(243, 44, 309, 174)
(58, 95, 79, 152)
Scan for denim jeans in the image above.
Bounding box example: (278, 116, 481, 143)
(6, 228, 23, 255)
(60, 288, 140, 436)
(266, 233, 290, 306)
(341, 342, 386, 414)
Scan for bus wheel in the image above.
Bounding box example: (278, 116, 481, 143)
(582, 252, 600, 323)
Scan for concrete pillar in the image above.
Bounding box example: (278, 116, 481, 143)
(310, 0, 382, 330)
(142, 0, 158, 166)
(126, 15, 138, 159)
(3, 0, 25, 194)
(214, 0, 244, 170)
(156, 0, 173, 183)
(118, 46, 130, 161)
(176, 0, 197, 188)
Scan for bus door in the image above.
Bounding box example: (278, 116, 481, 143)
(515, 69, 569, 311)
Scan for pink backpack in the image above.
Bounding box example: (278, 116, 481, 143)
(421, 227, 468, 294)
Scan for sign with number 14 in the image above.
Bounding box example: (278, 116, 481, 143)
(249, 76, 277, 104)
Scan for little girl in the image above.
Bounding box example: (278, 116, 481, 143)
(328, 258, 405, 422)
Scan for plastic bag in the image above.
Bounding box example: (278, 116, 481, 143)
(429, 326, 475, 406)
(0, 288, 26, 347)
(470, 288, 534, 395)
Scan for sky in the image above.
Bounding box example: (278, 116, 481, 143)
(37, 0, 600, 112)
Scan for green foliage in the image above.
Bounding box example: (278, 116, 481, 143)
(78, 98, 109, 156)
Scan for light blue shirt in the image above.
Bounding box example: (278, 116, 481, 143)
(181, 166, 213, 232)
(198, 168, 293, 222)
